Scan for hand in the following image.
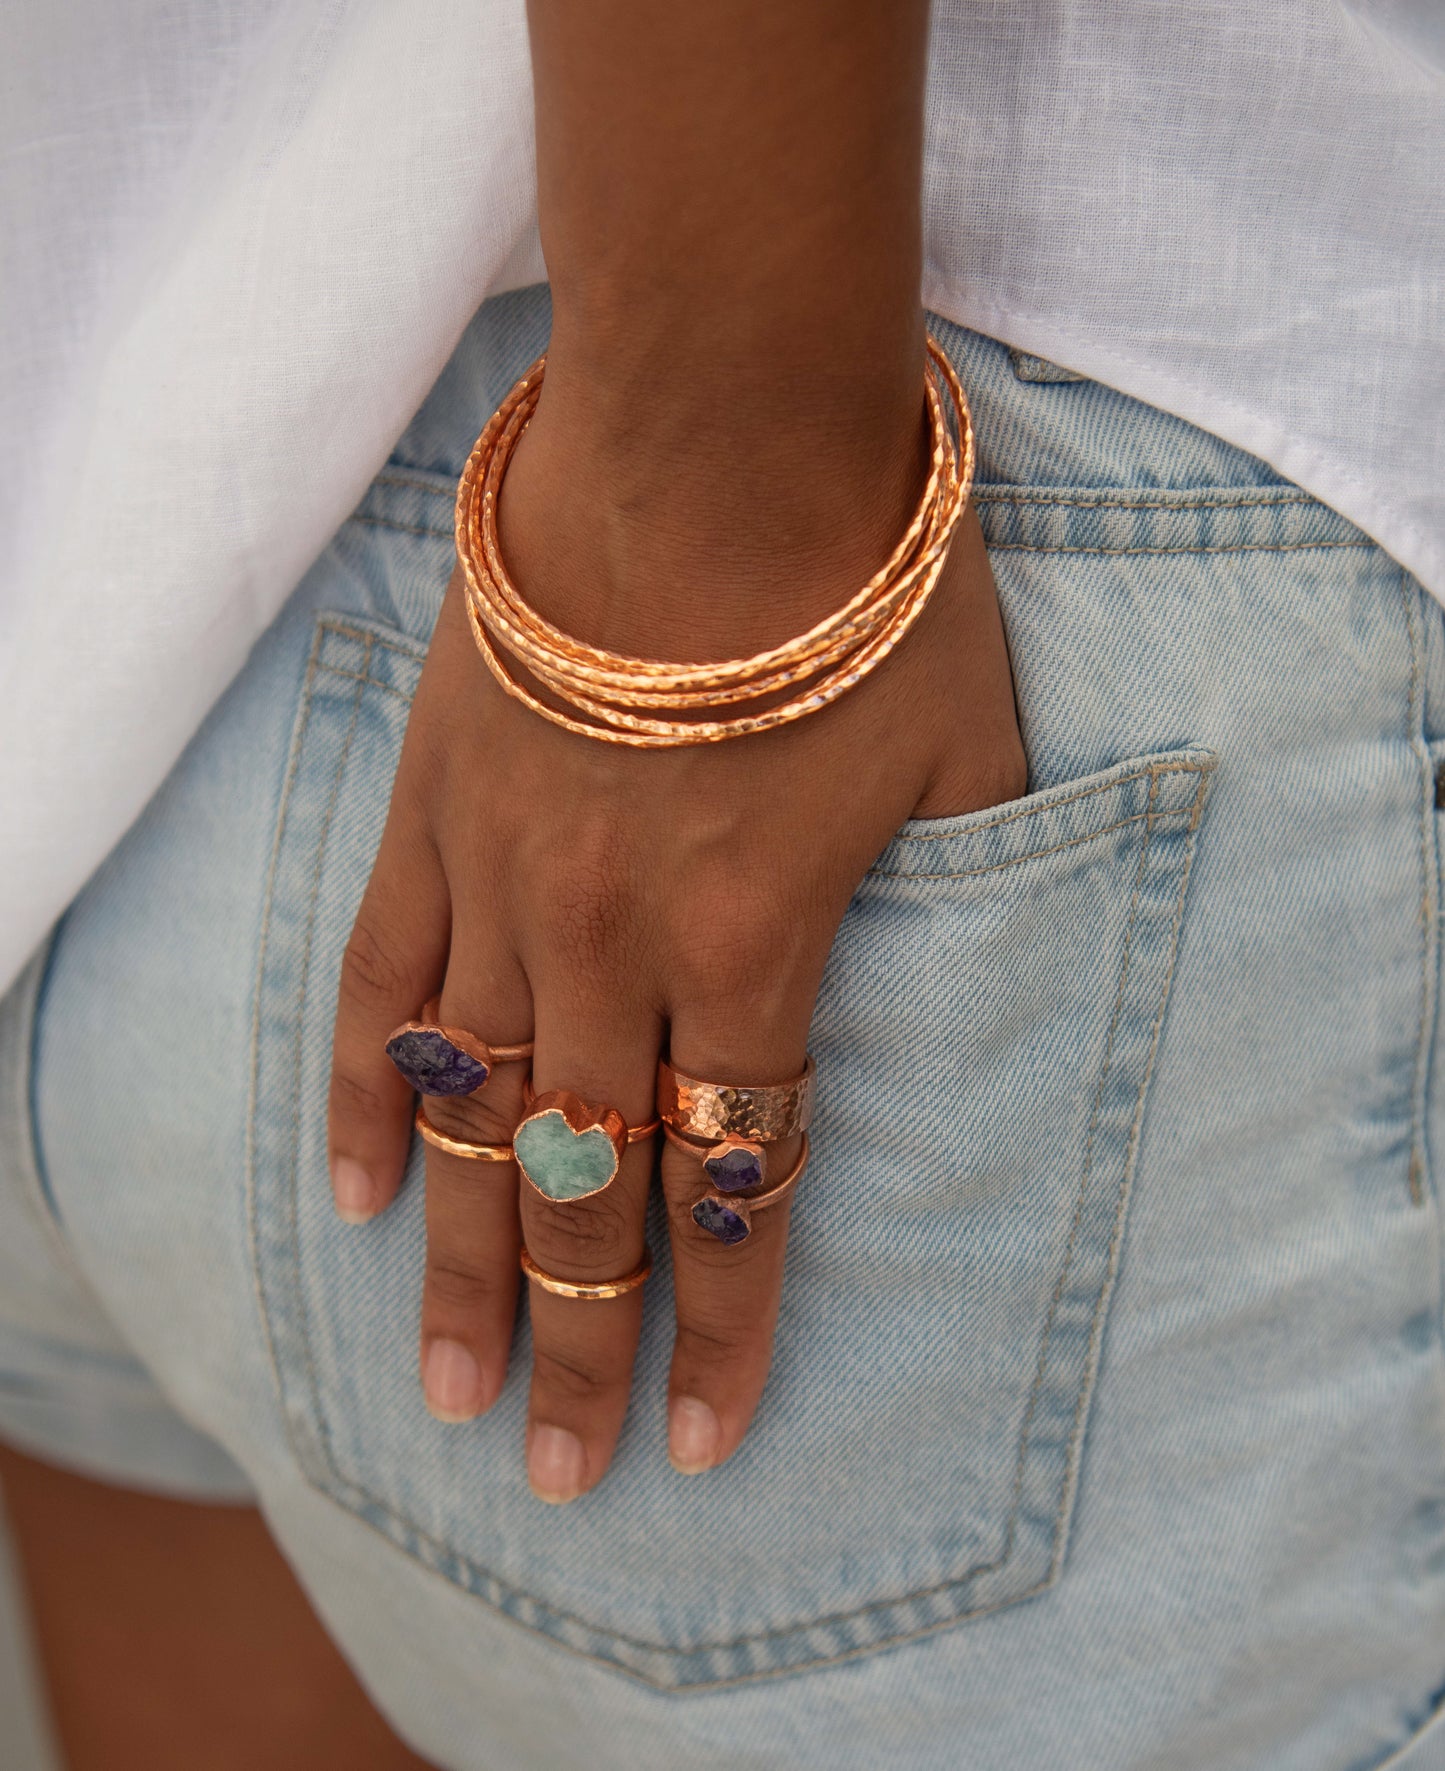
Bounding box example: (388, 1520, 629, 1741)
(327, 381, 1026, 1501)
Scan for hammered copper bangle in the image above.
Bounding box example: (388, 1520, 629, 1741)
(656, 1056, 816, 1143)
(413, 1104, 514, 1163)
(385, 998, 533, 1097)
(519, 1244, 653, 1301)
(453, 336, 975, 748)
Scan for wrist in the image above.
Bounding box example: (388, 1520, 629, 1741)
(497, 326, 933, 658)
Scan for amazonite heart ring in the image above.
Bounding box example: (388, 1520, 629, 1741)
(385, 999, 533, 1097)
(514, 1082, 659, 1203)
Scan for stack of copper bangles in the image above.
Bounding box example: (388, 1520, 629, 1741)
(453, 335, 975, 748)
(384, 1004, 816, 1289)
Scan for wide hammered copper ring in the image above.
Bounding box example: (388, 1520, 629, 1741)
(386, 999, 533, 1097)
(656, 1056, 816, 1143)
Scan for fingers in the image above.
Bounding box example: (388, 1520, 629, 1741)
(329, 803, 451, 1223)
(661, 986, 814, 1478)
(518, 992, 662, 1504)
(413, 933, 535, 1423)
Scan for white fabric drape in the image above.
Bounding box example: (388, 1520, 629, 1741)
(2, 0, 1441, 994)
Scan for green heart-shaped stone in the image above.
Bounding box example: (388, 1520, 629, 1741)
(514, 1110, 618, 1201)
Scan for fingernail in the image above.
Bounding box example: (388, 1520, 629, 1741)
(528, 1424, 586, 1504)
(423, 1339, 484, 1422)
(668, 1396, 722, 1475)
(331, 1156, 378, 1225)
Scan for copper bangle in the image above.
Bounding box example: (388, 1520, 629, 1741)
(656, 1056, 816, 1143)
(453, 337, 975, 748)
(414, 1104, 514, 1163)
(519, 1244, 653, 1301)
(385, 998, 533, 1098)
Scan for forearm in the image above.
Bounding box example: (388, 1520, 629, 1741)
(508, 0, 933, 648)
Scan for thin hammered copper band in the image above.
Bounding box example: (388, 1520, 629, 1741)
(656, 1057, 816, 1143)
(520, 1076, 660, 1143)
(454, 337, 975, 747)
(417, 999, 533, 1065)
(519, 1244, 653, 1300)
(664, 1125, 810, 1209)
(414, 1104, 514, 1162)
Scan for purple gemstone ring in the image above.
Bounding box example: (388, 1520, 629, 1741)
(664, 1126, 810, 1246)
(385, 999, 533, 1097)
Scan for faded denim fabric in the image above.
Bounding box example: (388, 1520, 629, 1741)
(2, 285, 1445, 1766)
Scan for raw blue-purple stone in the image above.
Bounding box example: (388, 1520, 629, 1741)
(703, 1144, 764, 1194)
(692, 1196, 750, 1245)
(385, 1027, 490, 1096)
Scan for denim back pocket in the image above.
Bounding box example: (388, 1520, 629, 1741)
(250, 607, 1214, 1690)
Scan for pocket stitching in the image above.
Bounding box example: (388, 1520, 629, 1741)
(886, 758, 1206, 848)
(312, 666, 416, 707)
(987, 538, 1370, 557)
(284, 637, 376, 1489)
(249, 621, 381, 1495)
(349, 512, 451, 544)
(876, 804, 1193, 881)
(1051, 767, 1209, 1574)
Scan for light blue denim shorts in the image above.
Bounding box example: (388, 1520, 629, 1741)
(4, 285, 1445, 1769)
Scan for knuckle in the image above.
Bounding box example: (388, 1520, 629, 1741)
(674, 1313, 748, 1364)
(675, 1279, 775, 1362)
(531, 1343, 618, 1408)
(421, 1089, 522, 1147)
(661, 1171, 707, 1233)
(339, 913, 411, 1012)
(537, 842, 636, 972)
(329, 1066, 392, 1127)
(524, 1191, 633, 1267)
(424, 1253, 501, 1313)
(668, 885, 789, 997)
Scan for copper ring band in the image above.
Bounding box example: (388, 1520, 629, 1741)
(520, 1076, 659, 1143)
(454, 340, 974, 748)
(664, 1124, 810, 1209)
(519, 1244, 653, 1300)
(417, 999, 533, 1066)
(414, 1104, 514, 1162)
(656, 1056, 816, 1142)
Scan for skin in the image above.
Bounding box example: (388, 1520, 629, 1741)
(0, 1444, 432, 1769)
(329, 0, 1027, 1500)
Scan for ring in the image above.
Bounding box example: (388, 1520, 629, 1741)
(519, 1244, 653, 1300)
(656, 1056, 816, 1143)
(413, 1103, 515, 1162)
(385, 999, 534, 1097)
(514, 1082, 660, 1203)
(667, 1128, 810, 1247)
(661, 1124, 769, 1193)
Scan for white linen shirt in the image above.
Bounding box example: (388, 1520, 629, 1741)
(1, 0, 1441, 995)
